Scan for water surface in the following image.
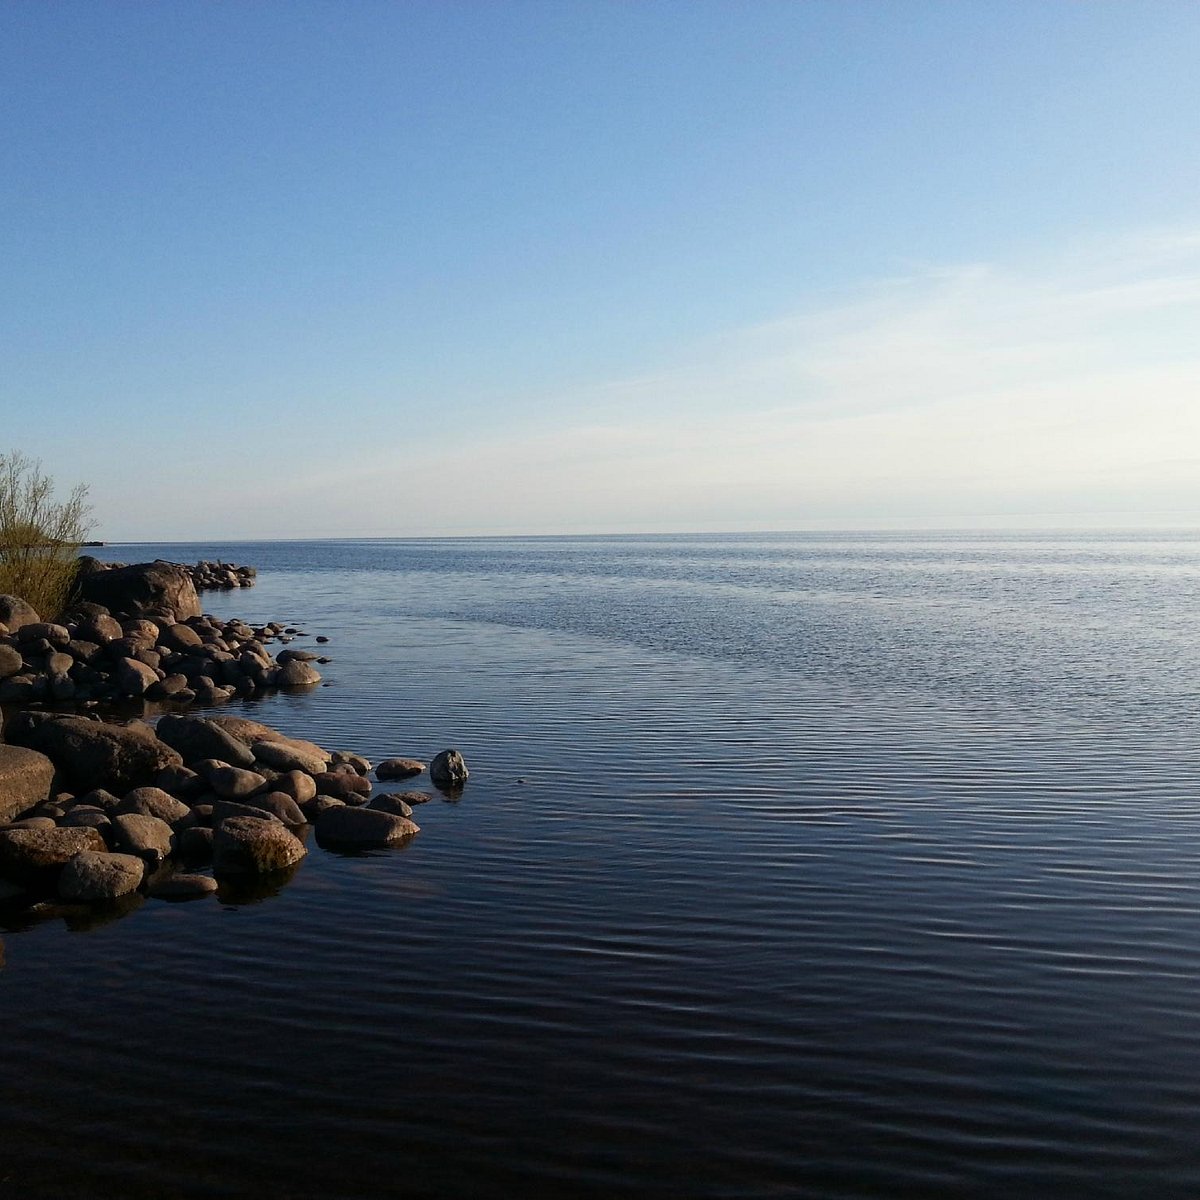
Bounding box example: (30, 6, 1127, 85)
(3, 532, 1200, 1198)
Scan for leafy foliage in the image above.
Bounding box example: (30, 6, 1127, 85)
(0, 451, 93, 618)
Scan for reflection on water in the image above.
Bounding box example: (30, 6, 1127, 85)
(2, 532, 1200, 1198)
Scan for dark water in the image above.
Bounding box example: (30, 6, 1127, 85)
(4, 531, 1200, 1198)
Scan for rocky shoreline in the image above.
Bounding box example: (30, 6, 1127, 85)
(0, 559, 469, 926)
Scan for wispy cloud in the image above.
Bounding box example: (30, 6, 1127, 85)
(105, 227, 1200, 536)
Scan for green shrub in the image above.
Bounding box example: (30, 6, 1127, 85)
(0, 451, 93, 619)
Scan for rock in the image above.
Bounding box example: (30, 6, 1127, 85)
(273, 769, 317, 805)
(316, 806, 419, 848)
(154, 713, 258, 769)
(155, 763, 206, 800)
(5, 712, 183, 793)
(300, 794, 344, 820)
(312, 771, 371, 802)
(207, 716, 330, 764)
(0, 595, 40, 634)
(77, 560, 201, 620)
(117, 787, 196, 829)
(211, 799, 283, 825)
(206, 765, 267, 800)
(76, 788, 122, 813)
(148, 873, 218, 900)
(331, 751, 371, 775)
(392, 790, 434, 805)
(115, 656, 160, 696)
(58, 851, 144, 901)
(16, 621, 70, 646)
(276, 659, 321, 687)
(0, 826, 106, 885)
(60, 808, 113, 836)
(430, 749, 469, 790)
(111, 813, 175, 865)
(122, 617, 166, 645)
(76, 613, 123, 643)
(0, 744, 58, 823)
(242, 791, 306, 825)
(315, 636, 329, 643)
(276, 648, 320, 663)
(368, 793, 415, 818)
(376, 757, 426, 781)
(4, 817, 58, 831)
(0, 643, 23, 679)
(158, 623, 203, 652)
(252, 740, 327, 775)
(212, 816, 306, 875)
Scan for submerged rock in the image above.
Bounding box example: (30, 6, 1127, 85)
(376, 757, 425, 781)
(430, 749, 469, 790)
(316, 806, 419, 849)
(212, 816, 306, 875)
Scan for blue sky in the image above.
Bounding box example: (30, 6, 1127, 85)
(3, 1, 1199, 538)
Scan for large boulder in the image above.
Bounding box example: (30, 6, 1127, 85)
(207, 716, 330, 765)
(0, 644, 24, 678)
(5, 712, 183, 793)
(0, 745, 58, 823)
(111, 813, 175, 865)
(0, 595, 39, 634)
(212, 815, 306, 875)
(252, 740, 327, 775)
(77, 560, 201, 620)
(58, 850, 144, 901)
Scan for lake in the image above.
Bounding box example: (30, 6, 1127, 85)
(3, 531, 1200, 1198)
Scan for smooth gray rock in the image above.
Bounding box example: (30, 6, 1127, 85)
(316, 805, 419, 848)
(58, 850, 144, 901)
(0, 826, 106, 884)
(212, 816, 306, 875)
(111, 813, 175, 865)
(0, 744, 58, 823)
(78, 560, 201, 620)
(430, 749, 469, 790)
(376, 757, 426, 781)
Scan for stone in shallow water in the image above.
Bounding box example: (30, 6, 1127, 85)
(376, 757, 426, 781)
(213, 816, 306, 875)
(0, 826, 106, 884)
(316, 806, 419, 849)
(148, 873, 218, 900)
(429, 749, 469, 790)
(368, 793, 415, 818)
(111, 813, 175, 866)
(58, 850, 144, 901)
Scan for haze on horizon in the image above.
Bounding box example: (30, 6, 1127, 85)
(3, 2, 1198, 541)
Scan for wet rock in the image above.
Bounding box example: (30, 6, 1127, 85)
(430, 749, 469, 790)
(213, 815, 306, 875)
(316, 806, 419, 848)
(111, 813, 175, 866)
(148, 872, 218, 899)
(0, 826, 106, 885)
(178, 825, 214, 863)
(276, 648, 320, 663)
(376, 757, 426, 781)
(58, 850, 144, 901)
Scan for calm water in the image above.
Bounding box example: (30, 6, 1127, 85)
(4, 531, 1200, 1198)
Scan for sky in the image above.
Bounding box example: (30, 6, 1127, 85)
(2, 1, 1199, 539)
